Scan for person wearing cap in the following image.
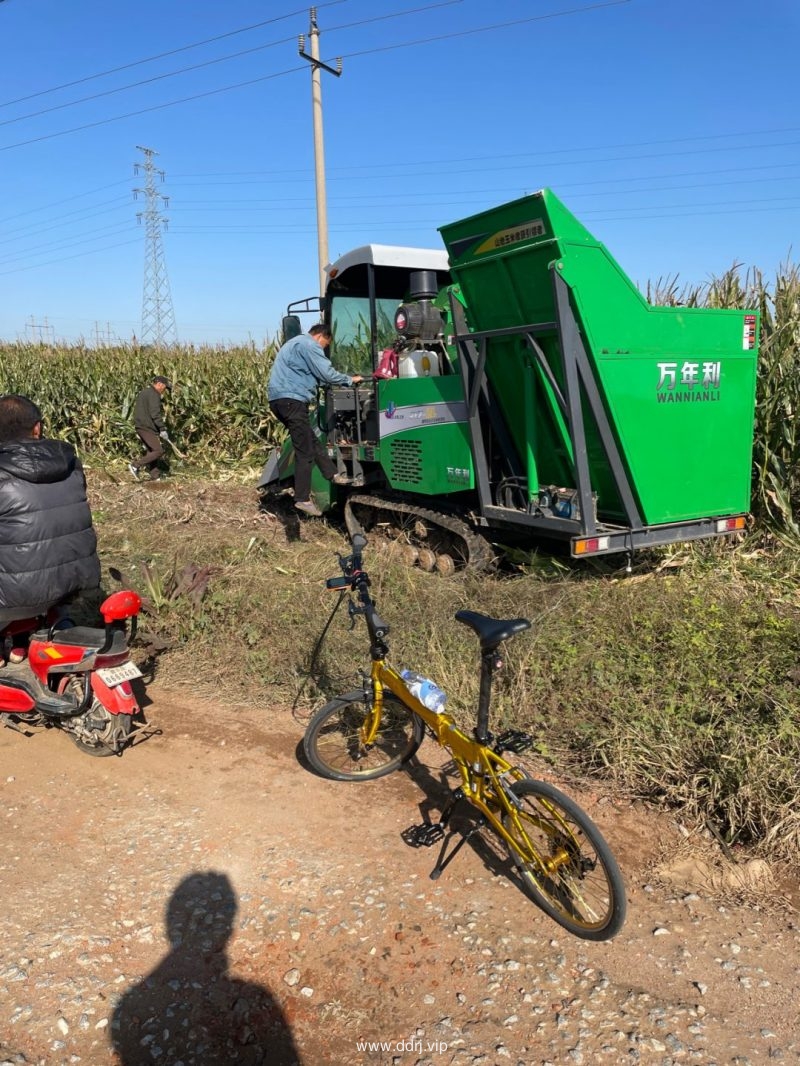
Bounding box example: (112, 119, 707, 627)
(129, 375, 172, 481)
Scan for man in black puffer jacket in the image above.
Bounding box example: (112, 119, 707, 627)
(0, 394, 101, 629)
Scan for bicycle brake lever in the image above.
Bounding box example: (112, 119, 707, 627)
(347, 598, 364, 629)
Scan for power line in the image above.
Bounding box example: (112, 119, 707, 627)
(163, 159, 800, 199)
(168, 125, 800, 181)
(0, 180, 130, 226)
(0, 1, 462, 130)
(0, 222, 134, 267)
(4, 162, 798, 260)
(0, 198, 131, 242)
(0, 65, 305, 152)
(0, 0, 631, 152)
(70, 130, 800, 184)
(337, 0, 633, 62)
(164, 157, 800, 200)
(0, 37, 298, 130)
(0, 1, 351, 110)
(320, 138, 800, 180)
(0, 237, 141, 277)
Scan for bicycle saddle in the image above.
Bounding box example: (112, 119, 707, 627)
(455, 610, 531, 651)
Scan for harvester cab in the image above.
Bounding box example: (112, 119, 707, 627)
(259, 189, 759, 570)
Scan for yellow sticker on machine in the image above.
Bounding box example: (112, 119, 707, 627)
(474, 218, 546, 254)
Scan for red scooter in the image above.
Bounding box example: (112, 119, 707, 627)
(0, 589, 143, 757)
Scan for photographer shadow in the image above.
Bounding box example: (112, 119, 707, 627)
(111, 871, 301, 1065)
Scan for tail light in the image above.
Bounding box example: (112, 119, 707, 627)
(715, 516, 746, 533)
(574, 536, 610, 555)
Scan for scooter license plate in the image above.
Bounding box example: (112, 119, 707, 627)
(96, 662, 142, 687)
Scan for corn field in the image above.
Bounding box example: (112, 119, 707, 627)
(0, 340, 281, 468)
(1, 261, 799, 540)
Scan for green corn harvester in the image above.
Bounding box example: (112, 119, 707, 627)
(260, 188, 758, 568)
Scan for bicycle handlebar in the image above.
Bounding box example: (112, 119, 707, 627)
(326, 535, 390, 644)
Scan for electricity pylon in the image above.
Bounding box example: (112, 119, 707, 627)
(134, 145, 177, 347)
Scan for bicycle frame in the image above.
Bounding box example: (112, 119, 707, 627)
(331, 535, 579, 881)
(311, 536, 626, 939)
(362, 658, 559, 874)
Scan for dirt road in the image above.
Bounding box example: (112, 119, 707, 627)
(1, 689, 798, 1065)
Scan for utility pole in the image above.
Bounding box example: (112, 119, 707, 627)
(134, 145, 177, 348)
(298, 8, 342, 297)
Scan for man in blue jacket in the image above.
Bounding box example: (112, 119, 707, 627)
(268, 324, 363, 516)
(0, 394, 100, 658)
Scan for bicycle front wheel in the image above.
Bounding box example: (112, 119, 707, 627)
(303, 691, 424, 782)
(502, 778, 626, 941)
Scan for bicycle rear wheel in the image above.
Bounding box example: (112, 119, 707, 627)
(303, 691, 424, 782)
(501, 778, 626, 941)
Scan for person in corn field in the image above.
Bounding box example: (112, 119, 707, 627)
(129, 375, 172, 481)
(0, 394, 100, 663)
(267, 324, 363, 517)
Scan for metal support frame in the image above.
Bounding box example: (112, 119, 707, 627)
(449, 294, 527, 514)
(552, 274, 597, 535)
(551, 270, 643, 530)
(367, 264, 378, 368)
(450, 268, 646, 544)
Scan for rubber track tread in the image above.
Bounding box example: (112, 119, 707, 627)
(344, 493, 496, 572)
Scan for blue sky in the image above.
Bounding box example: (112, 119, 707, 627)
(0, 0, 798, 346)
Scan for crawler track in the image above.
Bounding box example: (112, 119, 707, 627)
(344, 492, 496, 573)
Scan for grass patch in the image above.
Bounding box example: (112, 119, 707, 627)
(91, 476, 800, 864)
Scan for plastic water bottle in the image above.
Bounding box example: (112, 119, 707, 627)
(400, 669, 447, 712)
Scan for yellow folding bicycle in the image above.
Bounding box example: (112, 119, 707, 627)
(303, 535, 626, 941)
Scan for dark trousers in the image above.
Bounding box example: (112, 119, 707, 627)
(269, 398, 336, 502)
(134, 428, 164, 480)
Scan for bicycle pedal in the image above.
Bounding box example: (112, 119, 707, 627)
(402, 822, 446, 848)
(494, 729, 534, 754)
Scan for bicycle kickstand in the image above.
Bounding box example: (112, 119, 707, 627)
(403, 788, 485, 880)
(430, 811, 486, 881)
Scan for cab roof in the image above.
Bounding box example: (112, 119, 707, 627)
(326, 244, 450, 279)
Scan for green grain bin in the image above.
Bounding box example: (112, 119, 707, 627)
(440, 189, 759, 530)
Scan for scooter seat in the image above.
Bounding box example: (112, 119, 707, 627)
(32, 626, 127, 653)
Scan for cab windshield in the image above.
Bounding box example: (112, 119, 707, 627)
(328, 294, 398, 375)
